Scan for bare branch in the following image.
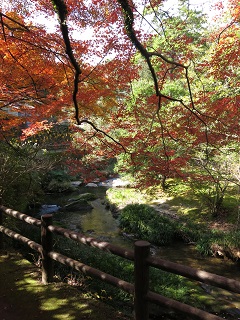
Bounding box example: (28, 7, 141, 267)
(51, 0, 82, 123)
(0, 12, 30, 32)
(117, 0, 160, 96)
(78, 119, 127, 153)
(52, 0, 130, 154)
(148, 50, 188, 68)
(217, 21, 235, 43)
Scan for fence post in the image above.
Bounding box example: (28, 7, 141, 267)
(41, 214, 53, 284)
(0, 208, 3, 249)
(134, 240, 150, 320)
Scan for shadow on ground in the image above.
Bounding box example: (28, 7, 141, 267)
(0, 249, 131, 320)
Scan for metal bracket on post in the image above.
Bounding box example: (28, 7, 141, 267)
(134, 240, 150, 320)
(41, 214, 53, 284)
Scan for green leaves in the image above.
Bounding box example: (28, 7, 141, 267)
(119, 203, 176, 245)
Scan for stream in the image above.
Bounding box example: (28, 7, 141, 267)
(37, 185, 240, 319)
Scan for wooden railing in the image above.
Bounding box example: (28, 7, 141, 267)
(1, 205, 240, 320)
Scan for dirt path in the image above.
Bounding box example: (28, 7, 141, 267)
(0, 249, 131, 320)
(0, 297, 20, 320)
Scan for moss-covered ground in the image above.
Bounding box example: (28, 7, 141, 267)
(0, 249, 131, 320)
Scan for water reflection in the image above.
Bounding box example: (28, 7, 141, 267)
(80, 199, 119, 236)
(156, 243, 240, 280)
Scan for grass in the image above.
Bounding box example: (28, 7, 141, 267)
(106, 187, 150, 208)
(119, 203, 176, 245)
(156, 180, 240, 225)
(107, 181, 240, 261)
(0, 249, 131, 320)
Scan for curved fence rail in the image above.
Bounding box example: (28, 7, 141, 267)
(1, 205, 240, 320)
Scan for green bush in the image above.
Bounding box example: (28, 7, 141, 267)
(42, 169, 74, 193)
(119, 204, 176, 245)
(223, 231, 240, 248)
(119, 204, 212, 247)
(196, 230, 240, 258)
(196, 231, 220, 256)
(119, 203, 155, 232)
(174, 221, 204, 244)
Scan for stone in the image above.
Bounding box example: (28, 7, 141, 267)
(70, 181, 83, 187)
(85, 183, 98, 187)
(64, 199, 93, 212)
(39, 204, 61, 215)
(98, 178, 130, 187)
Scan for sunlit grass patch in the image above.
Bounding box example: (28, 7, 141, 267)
(106, 187, 147, 207)
(41, 297, 68, 311)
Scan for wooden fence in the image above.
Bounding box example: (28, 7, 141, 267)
(0, 205, 240, 320)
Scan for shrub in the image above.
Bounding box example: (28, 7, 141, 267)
(119, 204, 176, 245)
(195, 231, 220, 256)
(174, 221, 204, 244)
(119, 203, 156, 234)
(195, 230, 240, 259)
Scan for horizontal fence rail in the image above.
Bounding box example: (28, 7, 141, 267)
(147, 255, 240, 294)
(48, 250, 134, 295)
(1, 204, 239, 320)
(0, 226, 42, 253)
(48, 224, 135, 260)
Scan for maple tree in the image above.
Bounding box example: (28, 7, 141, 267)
(0, 13, 68, 136)
(0, 0, 239, 208)
(108, 0, 239, 192)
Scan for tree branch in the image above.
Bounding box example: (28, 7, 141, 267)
(51, 0, 82, 123)
(117, 0, 160, 96)
(0, 12, 30, 32)
(52, 0, 129, 153)
(78, 119, 127, 153)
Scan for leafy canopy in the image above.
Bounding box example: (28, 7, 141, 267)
(0, 0, 239, 189)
